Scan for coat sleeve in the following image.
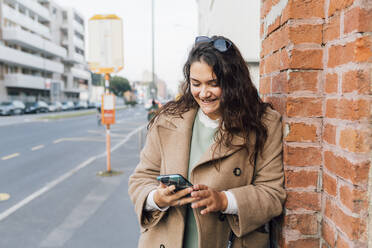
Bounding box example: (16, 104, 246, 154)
(227, 110, 286, 237)
(128, 122, 166, 230)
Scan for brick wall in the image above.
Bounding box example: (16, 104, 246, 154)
(260, 0, 371, 247)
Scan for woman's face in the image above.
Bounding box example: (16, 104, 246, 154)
(190, 60, 222, 120)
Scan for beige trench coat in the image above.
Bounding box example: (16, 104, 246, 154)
(128, 108, 285, 248)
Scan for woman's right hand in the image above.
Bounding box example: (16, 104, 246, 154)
(153, 183, 195, 208)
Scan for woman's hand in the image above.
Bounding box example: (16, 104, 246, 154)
(190, 184, 228, 215)
(153, 183, 195, 208)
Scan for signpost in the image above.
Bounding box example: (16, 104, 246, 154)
(88, 14, 124, 175)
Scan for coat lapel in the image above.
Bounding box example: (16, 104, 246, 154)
(156, 108, 197, 179)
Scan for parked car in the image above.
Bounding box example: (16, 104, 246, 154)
(74, 101, 88, 110)
(48, 101, 63, 112)
(25, 101, 49, 114)
(61, 101, 75, 111)
(0, 100, 25, 116)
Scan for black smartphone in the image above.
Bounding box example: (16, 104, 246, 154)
(156, 174, 193, 192)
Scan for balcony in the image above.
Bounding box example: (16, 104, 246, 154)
(3, 73, 46, 90)
(73, 20, 84, 35)
(73, 53, 85, 63)
(0, 44, 64, 74)
(73, 36, 84, 50)
(18, 0, 51, 22)
(2, 4, 50, 39)
(3, 28, 67, 58)
(70, 67, 91, 80)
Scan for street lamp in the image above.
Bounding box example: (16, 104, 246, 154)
(150, 0, 157, 99)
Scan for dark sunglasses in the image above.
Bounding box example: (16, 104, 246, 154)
(194, 36, 232, 52)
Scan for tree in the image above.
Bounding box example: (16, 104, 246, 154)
(109, 76, 131, 97)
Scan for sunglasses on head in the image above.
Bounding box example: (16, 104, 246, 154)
(194, 36, 232, 52)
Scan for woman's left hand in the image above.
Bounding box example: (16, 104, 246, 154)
(190, 184, 228, 215)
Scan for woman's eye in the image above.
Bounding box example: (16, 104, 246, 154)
(192, 83, 200, 87)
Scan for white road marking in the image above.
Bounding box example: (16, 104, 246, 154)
(31, 145, 44, 151)
(0, 124, 146, 222)
(1, 153, 20, 160)
(40, 177, 121, 247)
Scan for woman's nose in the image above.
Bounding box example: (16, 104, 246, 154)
(200, 86, 211, 98)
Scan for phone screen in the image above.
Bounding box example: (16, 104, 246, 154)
(156, 174, 193, 191)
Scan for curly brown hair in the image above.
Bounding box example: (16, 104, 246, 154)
(149, 36, 272, 164)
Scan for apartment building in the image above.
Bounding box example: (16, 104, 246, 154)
(0, 0, 91, 102)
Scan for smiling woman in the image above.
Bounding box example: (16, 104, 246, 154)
(129, 35, 285, 248)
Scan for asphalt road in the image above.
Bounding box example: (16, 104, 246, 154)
(0, 105, 148, 248)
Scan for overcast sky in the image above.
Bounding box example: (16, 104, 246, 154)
(55, 0, 198, 93)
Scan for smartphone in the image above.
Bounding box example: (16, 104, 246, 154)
(156, 174, 193, 192)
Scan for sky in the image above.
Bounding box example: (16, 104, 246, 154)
(55, 0, 198, 93)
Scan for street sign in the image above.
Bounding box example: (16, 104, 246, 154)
(101, 93, 115, 125)
(88, 14, 124, 74)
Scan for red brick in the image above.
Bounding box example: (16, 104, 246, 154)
(284, 145, 322, 166)
(268, 16, 281, 35)
(339, 185, 368, 213)
(261, 0, 272, 19)
(339, 128, 369, 153)
(336, 235, 350, 248)
(325, 73, 338, 94)
(285, 238, 320, 248)
(280, 49, 290, 70)
(281, 2, 291, 24)
(322, 221, 336, 247)
(286, 191, 321, 211)
(288, 0, 325, 19)
(344, 7, 372, 34)
(262, 25, 289, 57)
(266, 96, 287, 116)
(328, 37, 372, 67)
(288, 71, 319, 93)
(323, 171, 337, 196)
(289, 24, 323, 44)
(323, 124, 337, 145)
(285, 122, 318, 142)
(272, 72, 288, 94)
(285, 169, 319, 189)
(325, 198, 366, 240)
(324, 151, 370, 185)
(287, 97, 322, 117)
(260, 59, 265, 75)
(260, 76, 271, 95)
(290, 49, 323, 69)
(326, 98, 370, 121)
(324, 13, 340, 43)
(284, 214, 318, 235)
(342, 69, 370, 94)
(265, 51, 281, 74)
(328, 0, 354, 17)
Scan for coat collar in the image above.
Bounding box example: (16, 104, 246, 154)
(156, 108, 245, 179)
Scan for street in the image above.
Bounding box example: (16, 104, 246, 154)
(0, 106, 147, 248)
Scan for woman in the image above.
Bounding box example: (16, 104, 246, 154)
(129, 36, 285, 248)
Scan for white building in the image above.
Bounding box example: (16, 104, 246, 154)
(195, 0, 261, 88)
(0, 0, 91, 102)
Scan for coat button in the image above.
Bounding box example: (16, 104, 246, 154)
(233, 168, 241, 176)
(160, 245, 165, 248)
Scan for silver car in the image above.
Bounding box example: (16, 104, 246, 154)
(0, 100, 25, 115)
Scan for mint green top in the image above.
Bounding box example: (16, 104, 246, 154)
(183, 110, 218, 248)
